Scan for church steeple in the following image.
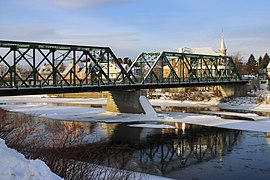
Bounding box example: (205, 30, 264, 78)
(219, 33, 227, 56)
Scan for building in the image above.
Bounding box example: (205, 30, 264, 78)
(163, 33, 228, 79)
(219, 33, 227, 56)
(180, 33, 227, 56)
(100, 62, 124, 80)
(38, 60, 129, 84)
(266, 62, 270, 77)
(181, 47, 219, 56)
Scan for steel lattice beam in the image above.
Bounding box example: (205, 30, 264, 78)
(0, 40, 133, 88)
(0, 40, 246, 96)
(127, 51, 242, 84)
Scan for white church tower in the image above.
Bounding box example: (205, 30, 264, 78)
(219, 33, 227, 56)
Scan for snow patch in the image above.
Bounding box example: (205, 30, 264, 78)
(0, 138, 62, 180)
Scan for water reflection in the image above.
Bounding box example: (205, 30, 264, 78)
(154, 106, 220, 114)
(126, 126, 240, 175)
(20, 117, 242, 177)
(2, 108, 270, 179)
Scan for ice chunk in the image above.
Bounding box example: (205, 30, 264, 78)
(139, 96, 157, 117)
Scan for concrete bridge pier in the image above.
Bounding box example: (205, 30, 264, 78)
(219, 84, 247, 97)
(107, 90, 147, 113)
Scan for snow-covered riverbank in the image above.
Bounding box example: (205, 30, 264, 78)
(0, 138, 63, 180)
(0, 136, 172, 180)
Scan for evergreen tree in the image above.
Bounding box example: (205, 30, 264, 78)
(262, 53, 270, 69)
(117, 58, 123, 64)
(258, 56, 263, 73)
(246, 54, 258, 75)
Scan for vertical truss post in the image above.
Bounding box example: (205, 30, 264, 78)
(196, 57, 199, 81)
(214, 57, 218, 78)
(51, 49, 57, 86)
(107, 52, 110, 85)
(181, 57, 184, 82)
(161, 55, 164, 83)
(85, 52, 89, 85)
(33, 48, 36, 87)
(210, 58, 214, 81)
(84, 52, 88, 85)
(73, 50, 76, 86)
(13, 47, 16, 87)
(140, 58, 143, 83)
(200, 57, 202, 81)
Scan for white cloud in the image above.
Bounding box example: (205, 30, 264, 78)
(57, 0, 131, 8)
(0, 25, 143, 58)
(25, 0, 133, 9)
(0, 26, 57, 41)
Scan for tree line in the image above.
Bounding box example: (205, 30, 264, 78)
(233, 53, 270, 76)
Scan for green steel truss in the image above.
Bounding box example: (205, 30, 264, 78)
(124, 51, 241, 84)
(0, 40, 133, 88)
(0, 40, 244, 95)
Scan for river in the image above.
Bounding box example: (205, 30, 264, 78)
(0, 100, 270, 180)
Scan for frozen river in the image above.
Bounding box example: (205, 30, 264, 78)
(0, 95, 270, 179)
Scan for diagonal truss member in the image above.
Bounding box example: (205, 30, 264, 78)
(0, 40, 134, 88)
(0, 40, 245, 95)
(124, 51, 241, 84)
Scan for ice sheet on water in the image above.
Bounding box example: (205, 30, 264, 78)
(150, 99, 219, 107)
(200, 111, 269, 121)
(1, 96, 270, 132)
(128, 124, 175, 129)
(0, 95, 106, 105)
(163, 112, 270, 132)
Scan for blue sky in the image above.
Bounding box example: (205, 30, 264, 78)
(0, 0, 270, 61)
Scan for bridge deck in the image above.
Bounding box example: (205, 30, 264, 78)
(0, 80, 247, 96)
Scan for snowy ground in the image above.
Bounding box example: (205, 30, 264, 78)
(0, 137, 170, 180)
(1, 92, 270, 179)
(0, 138, 63, 180)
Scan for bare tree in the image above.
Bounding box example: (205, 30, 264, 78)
(232, 52, 246, 75)
(0, 64, 8, 76)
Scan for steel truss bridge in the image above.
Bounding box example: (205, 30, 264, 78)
(0, 40, 247, 96)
